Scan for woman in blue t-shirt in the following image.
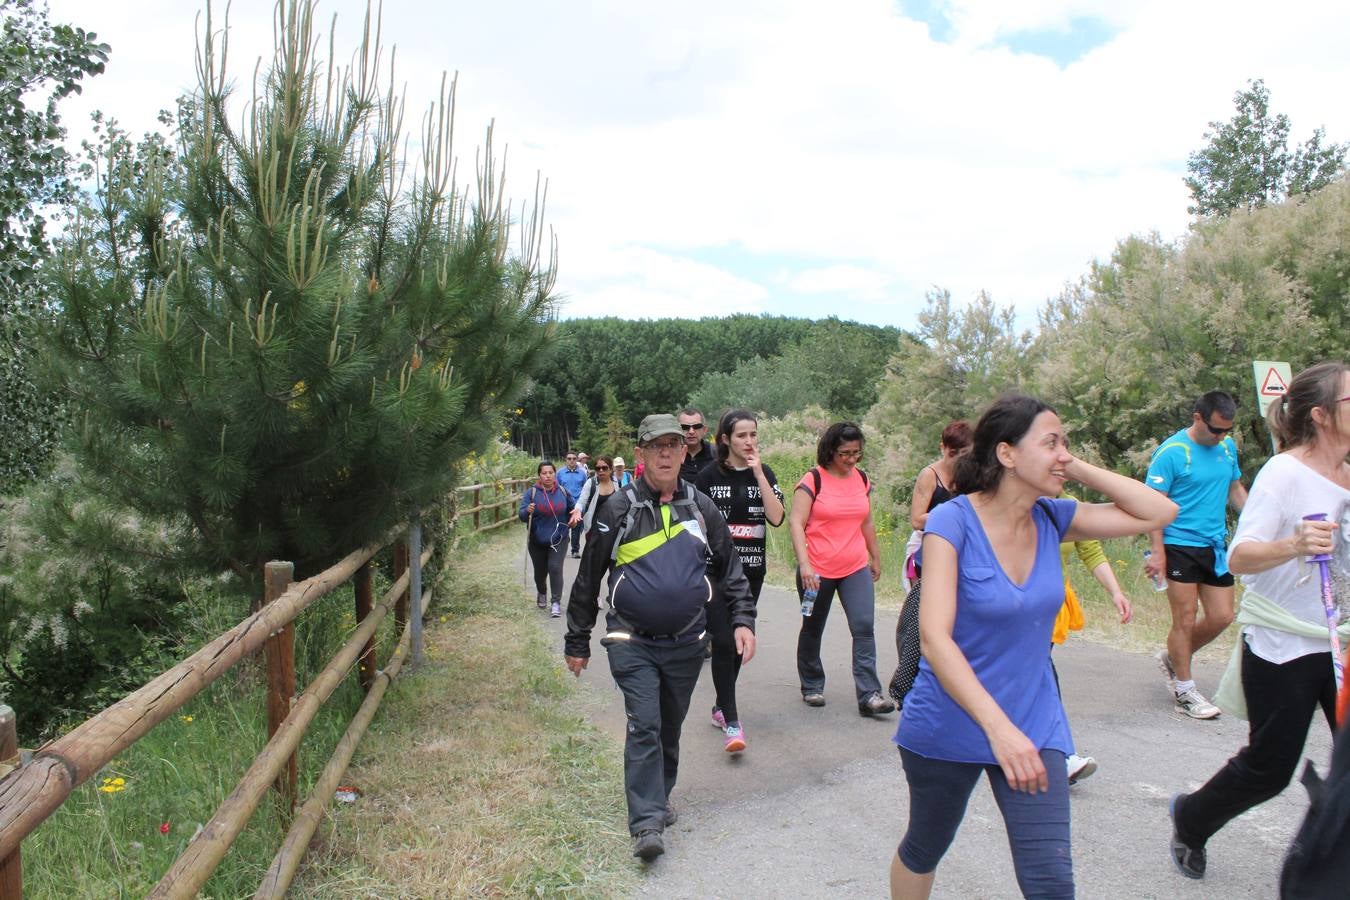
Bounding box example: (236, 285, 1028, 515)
(890, 394, 1177, 900)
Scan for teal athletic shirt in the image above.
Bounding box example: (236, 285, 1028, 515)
(1145, 428, 1241, 548)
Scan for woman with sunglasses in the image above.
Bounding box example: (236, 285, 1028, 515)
(569, 455, 619, 542)
(695, 409, 785, 753)
(1168, 362, 1350, 881)
(519, 460, 575, 618)
(791, 422, 894, 716)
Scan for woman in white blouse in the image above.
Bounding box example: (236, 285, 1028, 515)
(1168, 361, 1350, 882)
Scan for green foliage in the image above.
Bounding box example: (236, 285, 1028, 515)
(39, 1, 556, 592)
(0, 0, 108, 491)
(866, 289, 1033, 508)
(0, 465, 189, 741)
(516, 315, 904, 451)
(1034, 181, 1349, 481)
(1185, 79, 1346, 217)
(689, 354, 816, 421)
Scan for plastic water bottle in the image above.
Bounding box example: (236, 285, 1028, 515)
(1143, 550, 1167, 592)
(800, 587, 818, 617)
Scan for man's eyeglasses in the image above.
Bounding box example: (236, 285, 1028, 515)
(680, 422, 704, 431)
(565, 456, 577, 461)
(645, 439, 683, 453)
(1202, 419, 1234, 437)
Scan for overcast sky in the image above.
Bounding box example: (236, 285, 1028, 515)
(52, 0, 1350, 330)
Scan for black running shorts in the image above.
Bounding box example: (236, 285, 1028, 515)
(1162, 543, 1235, 588)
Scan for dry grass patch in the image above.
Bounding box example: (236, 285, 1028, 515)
(291, 532, 637, 898)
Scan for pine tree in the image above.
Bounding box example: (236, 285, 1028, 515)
(40, 0, 556, 592)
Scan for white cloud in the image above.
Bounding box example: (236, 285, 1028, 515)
(54, 0, 1350, 332)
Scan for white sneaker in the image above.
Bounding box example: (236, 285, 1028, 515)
(1175, 687, 1221, 719)
(1066, 754, 1097, 785)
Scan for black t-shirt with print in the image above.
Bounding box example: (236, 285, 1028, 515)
(694, 462, 783, 572)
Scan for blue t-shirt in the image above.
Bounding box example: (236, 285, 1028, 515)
(556, 466, 588, 503)
(1145, 428, 1241, 548)
(895, 495, 1077, 764)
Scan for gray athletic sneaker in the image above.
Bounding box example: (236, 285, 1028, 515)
(1156, 649, 1177, 689)
(1169, 794, 1206, 879)
(1174, 687, 1220, 719)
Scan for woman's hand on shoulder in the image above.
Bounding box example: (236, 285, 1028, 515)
(987, 722, 1047, 794)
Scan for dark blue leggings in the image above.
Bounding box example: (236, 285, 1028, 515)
(898, 746, 1074, 899)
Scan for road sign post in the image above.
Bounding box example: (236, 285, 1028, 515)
(1251, 360, 1292, 452)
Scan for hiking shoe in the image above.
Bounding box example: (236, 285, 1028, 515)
(859, 692, 897, 717)
(723, 723, 747, 754)
(664, 806, 678, 827)
(633, 829, 664, 860)
(550, 601, 561, 618)
(1175, 687, 1221, 719)
(1156, 649, 1177, 689)
(1067, 754, 1098, 785)
(802, 692, 826, 707)
(536, 592, 547, 609)
(1169, 794, 1205, 879)
(710, 706, 727, 730)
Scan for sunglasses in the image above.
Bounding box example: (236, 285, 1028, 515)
(1202, 419, 1234, 436)
(680, 423, 704, 431)
(595, 465, 611, 471)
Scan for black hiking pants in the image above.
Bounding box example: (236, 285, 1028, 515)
(605, 637, 704, 835)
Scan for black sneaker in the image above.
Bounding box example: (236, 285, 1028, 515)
(633, 829, 664, 860)
(1169, 793, 1205, 879)
(536, 592, 547, 609)
(859, 692, 897, 717)
(664, 806, 678, 827)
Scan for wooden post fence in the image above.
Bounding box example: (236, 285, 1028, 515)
(0, 482, 532, 896)
(393, 538, 409, 635)
(263, 562, 298, 812)
(354, 562, 375, 694)
(0, 705, 19, 899)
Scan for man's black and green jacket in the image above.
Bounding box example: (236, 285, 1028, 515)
(564, 477, 754, 658)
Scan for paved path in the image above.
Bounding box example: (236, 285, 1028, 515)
(532, 551, 1332, 898)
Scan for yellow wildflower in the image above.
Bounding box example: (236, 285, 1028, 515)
(179, 715, 194, 724)
(99, 776, 127, 794)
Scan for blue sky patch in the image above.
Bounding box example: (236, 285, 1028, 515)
(900, 0, 956, 43)
(999, 17, 1120, 67)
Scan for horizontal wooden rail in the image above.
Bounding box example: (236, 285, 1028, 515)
(455, 478, 530, 493)
(478, 516, 517, 533)
(0, 539, 383, 862)
(255, 614, 417, 898)
(149, 546, 432, 898)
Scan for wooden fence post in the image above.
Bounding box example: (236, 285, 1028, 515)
(0, 704, 20, 898)
(409, 510, 424, 668)
(263, 561, 297, 812)
(472, 486, 481, 531)
(393, 538, 409, 635)
(354, 562, 375, 694)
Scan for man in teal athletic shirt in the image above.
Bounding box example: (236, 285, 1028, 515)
(1143, 391, 1248, 719)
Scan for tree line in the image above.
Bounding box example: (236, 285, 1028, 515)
(514, 315, 906, 455)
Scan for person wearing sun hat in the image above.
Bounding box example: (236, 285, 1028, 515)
(564, 413, 755, 862)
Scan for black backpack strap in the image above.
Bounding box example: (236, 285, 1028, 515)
(810, 467, 822, 498)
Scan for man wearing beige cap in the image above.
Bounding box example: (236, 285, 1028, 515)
(564, 413, 756, 861)
(612, 455, 632, 488)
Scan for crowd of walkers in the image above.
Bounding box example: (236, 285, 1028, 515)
(515, 364, 1350, 897)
